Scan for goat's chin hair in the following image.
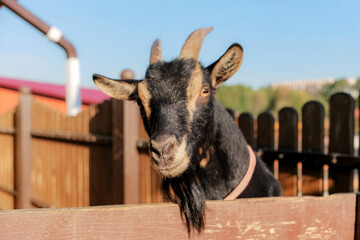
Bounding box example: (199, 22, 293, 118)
(161, 170, 206, 233)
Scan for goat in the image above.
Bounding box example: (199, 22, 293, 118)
(93, 27, 282, 233)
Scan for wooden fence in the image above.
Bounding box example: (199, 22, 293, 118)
(0, 193, 357, 239)
(1, 89, 360, 209)
(0, 87, 149, 210)
(238, 92, 360, 196)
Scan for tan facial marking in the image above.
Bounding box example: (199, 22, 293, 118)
(199, 147, 210, 168)
(137, 80, 152, 119)
(186, 63, 203, 126)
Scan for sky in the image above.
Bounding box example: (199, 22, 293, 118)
(0, 0, 359, 90)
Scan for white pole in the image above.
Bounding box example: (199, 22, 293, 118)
(46, 26, 81, 116)
(66, 57, 81, 116)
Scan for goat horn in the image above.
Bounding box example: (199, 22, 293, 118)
(150, 39, 162, 64)
(179, 27, 213, 60)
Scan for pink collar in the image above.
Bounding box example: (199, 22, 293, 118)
(224, 145, 257, 200)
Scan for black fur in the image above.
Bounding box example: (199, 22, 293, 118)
(136, 59, 282, 233)
(93, 39, 281, 233)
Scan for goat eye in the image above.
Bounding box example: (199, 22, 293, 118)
(200, 87, 210, 97)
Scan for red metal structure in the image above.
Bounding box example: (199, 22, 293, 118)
(0, 0, 81, 115)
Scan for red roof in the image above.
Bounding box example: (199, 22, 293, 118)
(0, 76, 110, 104)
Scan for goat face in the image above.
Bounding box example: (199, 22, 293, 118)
(93, 27, 243, 178)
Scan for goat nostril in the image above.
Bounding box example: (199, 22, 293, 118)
(150, 138, 176, 166)
(150, 145, 160, 156)
(163, 141, 175, 156)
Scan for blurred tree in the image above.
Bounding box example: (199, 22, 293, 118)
(216, 77, 359, 119)
(321, 79, 349, 100)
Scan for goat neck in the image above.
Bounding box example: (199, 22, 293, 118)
(198, 99, 250, 200)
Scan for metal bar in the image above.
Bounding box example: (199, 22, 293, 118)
(0, 127, 15, 135)
(0, 0, 81, 115)
(273, 159, 279, 180)
(31, 130, 112, 146)
(0, 0, 76, 58)
(353, 169, 359, 193)
(323, 164, 329, 197)
(297, 162, 303, 196)
(31, 197, 51, 208)
(261, 150, 360, 170)
(0, 183, 16, 196)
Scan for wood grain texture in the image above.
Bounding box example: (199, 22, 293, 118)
(0, 194, 355, 240)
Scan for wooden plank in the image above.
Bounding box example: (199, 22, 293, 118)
(122, 101, 140, 204)
(89, 102, 113, 206)
(111, 99, 124, 204)
(257, 112, 275, 150)
(0, 194, 355, 240)
(15, 88, 33, 209)
(329, 92, 354, 154)
(119, 69, 140, 204)
(139, 121, 152, 204)
(238, 112, 254, 148)
(0, 108, 16, 209)
(302, 101, 324, 153)
(279, 107, 298, 151)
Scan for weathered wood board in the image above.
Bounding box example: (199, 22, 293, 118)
(0, 194, 355, 239)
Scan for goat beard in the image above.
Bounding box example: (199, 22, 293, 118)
(161, 170, 206, 233)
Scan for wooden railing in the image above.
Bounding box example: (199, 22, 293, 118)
(0, 193, 357, 239)
(238, 92, 360, 196)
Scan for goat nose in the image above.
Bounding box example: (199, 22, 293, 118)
(150, 136, 176, 166)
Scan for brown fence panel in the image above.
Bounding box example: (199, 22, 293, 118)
(31, 99, 113, 208)
(238, 112, 254, 148)
(0, 108, 16, 209)
(257, 112, 274, 150)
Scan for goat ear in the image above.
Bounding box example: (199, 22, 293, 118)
(93, 74, 139, 101)
(206, 43, 243, 89)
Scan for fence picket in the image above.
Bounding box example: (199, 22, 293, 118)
(302, 101, 324, 153)
(279, 107, 298, 151)
(329, 93, 354, 154)
(257, 112, 275, 150)
(238, 113, 254, 148)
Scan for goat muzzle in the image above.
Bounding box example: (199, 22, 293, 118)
(150, 136, 177, 167)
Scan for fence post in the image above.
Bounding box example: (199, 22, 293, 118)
(15, 88, 32, 209)
(122, 101, 140, 204)
(111, 70, 140, 204)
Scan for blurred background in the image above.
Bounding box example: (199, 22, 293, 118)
(0, 0, 359, 210)
(0, 1, 359, 114)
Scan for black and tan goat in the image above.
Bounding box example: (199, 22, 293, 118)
(93, 27, 282, 232)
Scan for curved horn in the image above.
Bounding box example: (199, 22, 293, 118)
(179, 27, 213, 60)
(150, 39, 162, 64)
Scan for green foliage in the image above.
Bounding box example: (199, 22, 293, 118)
(216, 78, 358, 119)
(321, 79, 349, 100)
